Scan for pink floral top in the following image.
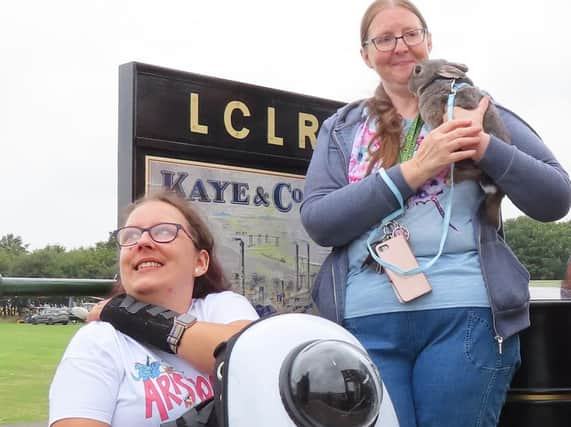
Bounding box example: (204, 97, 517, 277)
(348, 115, 425, 183)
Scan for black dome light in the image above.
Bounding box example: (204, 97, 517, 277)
(279, 340, 382, 427)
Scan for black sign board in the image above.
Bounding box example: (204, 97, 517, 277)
(118, 62, 344, 209)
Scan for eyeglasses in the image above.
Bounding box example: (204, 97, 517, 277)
(363, 28, 427, 52)
(112, 222, 197, 248)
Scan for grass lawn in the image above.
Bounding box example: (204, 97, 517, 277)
(0, 321, 81, 424)
(529, 279, 561, 288)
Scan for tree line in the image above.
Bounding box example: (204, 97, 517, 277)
(0, 234, 117, 279)
(504, 217, 570, 280)
(0, 234, 117, 315)
(0, 215, 569, 286)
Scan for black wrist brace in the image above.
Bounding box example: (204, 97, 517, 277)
(100, 294, 178, 353)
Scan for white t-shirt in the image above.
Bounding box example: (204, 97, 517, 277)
(49, 291, 259, 426)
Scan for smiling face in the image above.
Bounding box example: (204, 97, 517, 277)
(361, 6, 432, 90)
(119, 200, 209, 312)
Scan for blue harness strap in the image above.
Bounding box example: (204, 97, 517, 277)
(447, 79, 469, 121)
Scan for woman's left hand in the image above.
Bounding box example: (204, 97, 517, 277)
(444, 96, 491, 162)
(87, 299, 109, 322)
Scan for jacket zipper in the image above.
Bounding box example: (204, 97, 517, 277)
(478, 219, 503, 354)
(330, 125, 348, 325)
(331, 263, 340, 323)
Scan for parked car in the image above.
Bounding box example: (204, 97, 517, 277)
(30, 308, 69, 325)
(67, 306, 88, 323)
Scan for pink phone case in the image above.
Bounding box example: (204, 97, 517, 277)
(375, 235, 432, 303)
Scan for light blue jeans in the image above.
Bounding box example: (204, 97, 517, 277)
(344, 307, 520, 427)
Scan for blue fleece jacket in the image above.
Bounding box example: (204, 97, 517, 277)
(300, 100, 570, 340)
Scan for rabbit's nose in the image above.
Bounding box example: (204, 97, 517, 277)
(413, 65, 422, 74)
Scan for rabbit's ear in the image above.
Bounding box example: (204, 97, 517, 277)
(437, 62, 469, 79)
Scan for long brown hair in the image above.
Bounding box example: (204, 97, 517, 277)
(360, 0, 428, 175)
(116, 190, 230, 299)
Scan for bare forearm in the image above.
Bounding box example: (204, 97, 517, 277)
(52, 419, 109, 427)
(177, 320, 252, 372)
(400, 158, 432, 191)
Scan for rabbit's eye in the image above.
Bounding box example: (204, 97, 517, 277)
(414, 65, 422, 74)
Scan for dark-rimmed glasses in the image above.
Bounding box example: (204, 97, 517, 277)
(363, 28, 427, 52)
(112, 222, 197, 248)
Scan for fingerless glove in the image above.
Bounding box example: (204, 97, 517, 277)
(100, 294, 178, 353)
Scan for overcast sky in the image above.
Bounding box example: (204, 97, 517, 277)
(1, 0, 569, 250)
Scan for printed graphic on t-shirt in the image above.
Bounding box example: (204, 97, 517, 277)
(131, 356, 214, 421)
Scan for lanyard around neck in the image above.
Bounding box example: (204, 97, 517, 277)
(398, 114, 423, 163)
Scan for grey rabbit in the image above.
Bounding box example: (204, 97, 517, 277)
(408, 58, 511, 229)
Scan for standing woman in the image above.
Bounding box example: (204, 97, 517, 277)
(301, 1, 571, 426)
(49, 191, 259, 426)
